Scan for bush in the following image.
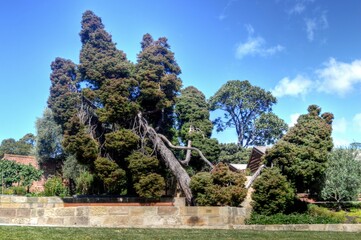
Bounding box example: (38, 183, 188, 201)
(246, 212, 343, 225)
(190, 163, 247, 206)
(76, 171, 94, 195)
(44, 176, 68, 197)
(308, 204, 346, 223)
(252, 168, 295, 215)
(11, 186, 27, 196)
(134, 173, 165, 198)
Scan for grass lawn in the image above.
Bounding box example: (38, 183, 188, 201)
(0, 226, 360, 240)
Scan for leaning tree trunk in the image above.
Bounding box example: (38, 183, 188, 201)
(138, 113, 193, 204)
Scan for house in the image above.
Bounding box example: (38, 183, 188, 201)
(1, 154, 58, 192)
(246, 146, 268, 173)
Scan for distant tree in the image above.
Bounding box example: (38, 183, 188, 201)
(175, 86, 220, 171)
(209, 80, 287, 147)
(35, 108, 64, 163)
(218, 143, 251, 164)
(252, 168, 295, 215)
(265, 105, 334, 194)
(321, 147, 361, 208)
(0, 133, 35, 157)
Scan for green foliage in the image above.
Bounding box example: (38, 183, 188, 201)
(246, 212, 343, 225)
(134, 173, 165, 198)
(218, 143, 251, 164)
(11, 186, 27, 196)
(252, 168, 295, 215)
(63, 127, 99, 165)
(190, 163, 247, 206)
(265, 105, 334, 194)
(321, 147, 361, 204)
(35, 108, 64, 163)
(94, 157, 126, 194)
(209, 80, 287, 147)
(47, 57, 80, 130)
(104, 129, 139, 158)
(75, 171, 94, 195)
(126, 151, 166, 198)
(0, 133, 35, 157)
(44, 176, 68, 197)
(175, 86, 220, 169)
(136, 33, 182, 136)
(308, 205, 346, 223)
(0, 159, 42, 189)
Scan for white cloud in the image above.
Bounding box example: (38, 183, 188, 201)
(317, 58, 361, 95)
(333, 117, 347, 133)
(333, 138, 351, 148)
(218, 0, 236, 20)
(353, 113, 361, 132)
(289, 113, 301, 127)
(272, 75, 312, 98)
(304, 11, 328, 42)
(287, 0, 314, 15)
(236, 25, 284, 59)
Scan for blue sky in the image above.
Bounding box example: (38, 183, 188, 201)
(1, 0, 361, 146)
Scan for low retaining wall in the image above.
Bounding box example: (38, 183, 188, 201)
(0, 195, 249, 229)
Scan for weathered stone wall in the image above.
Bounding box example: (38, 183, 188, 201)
(0, 195, 249, 229)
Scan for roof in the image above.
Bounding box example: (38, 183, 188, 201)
(254, 146, 267, 154)
(2, 154, 39, 169)
(229, 163, 248, 171)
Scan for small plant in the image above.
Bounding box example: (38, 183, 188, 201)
(44, 176, 68, 197)
(11, 186, 27, 196)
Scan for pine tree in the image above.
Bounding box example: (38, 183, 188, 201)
(265, 105, 333, 194)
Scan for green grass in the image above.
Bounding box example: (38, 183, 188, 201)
(0, 227, 360, 240)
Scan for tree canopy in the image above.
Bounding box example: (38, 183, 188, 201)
(265, 105, 334, 194)
(209, 80, 287, 147)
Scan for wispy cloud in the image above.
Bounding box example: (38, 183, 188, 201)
(236, 24, 285, 59)
(333, 117, 347, 133)
(353, 113, 361, 132)
(287, 0, 314, 15)
(305, 11, 328, 42)
(219, 0, 237, 20)
(271, 75, 312, 98)
(317, 58, 361, 95)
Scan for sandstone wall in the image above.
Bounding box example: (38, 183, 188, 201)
(0, 195, 248, 229)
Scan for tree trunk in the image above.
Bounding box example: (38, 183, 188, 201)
(138, 113, 193, 204)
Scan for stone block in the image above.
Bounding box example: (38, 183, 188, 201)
(173, 197, 185, 207)
(0, 196, 11, 203)
(30, 217, 38, 225)
(208, 216, 227, 226)
(182, 216, 207, 227)
(89, 207, 108, 216)
(198, 207, 219, 216)
(76, 207, 89, 217)
(180, 207, 198, 216)
(103, 215, 129, 227)
(130, 207, 145, 216)
(129, 216, 144, 226)
(0, 217, 10, 224)
(43, 208, 55, 217)
(27, 197, 39, 203)
(74, 217, 90, 226)
(17, 208, 31, 218)
(107, 206, 129, 215)
(0, 208, 16, 217)
(55, 208, 75, 216)
(12, 218, 30, 224)
(158, 206, 178, 216)
(46, 217, 64, 225)
(11, 196, 27, 203)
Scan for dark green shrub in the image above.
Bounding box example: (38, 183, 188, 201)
(44, 176, 68, 197)
(190, 163, 247, 206)
(246, 212, 343, 225)
(134, 173, 165, 198)
(252, 168, 295, 215)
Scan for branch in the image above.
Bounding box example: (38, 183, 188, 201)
(157, 134, 214, 169)
(245, 164, 266, 188)
(181, 140, 192, 165)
